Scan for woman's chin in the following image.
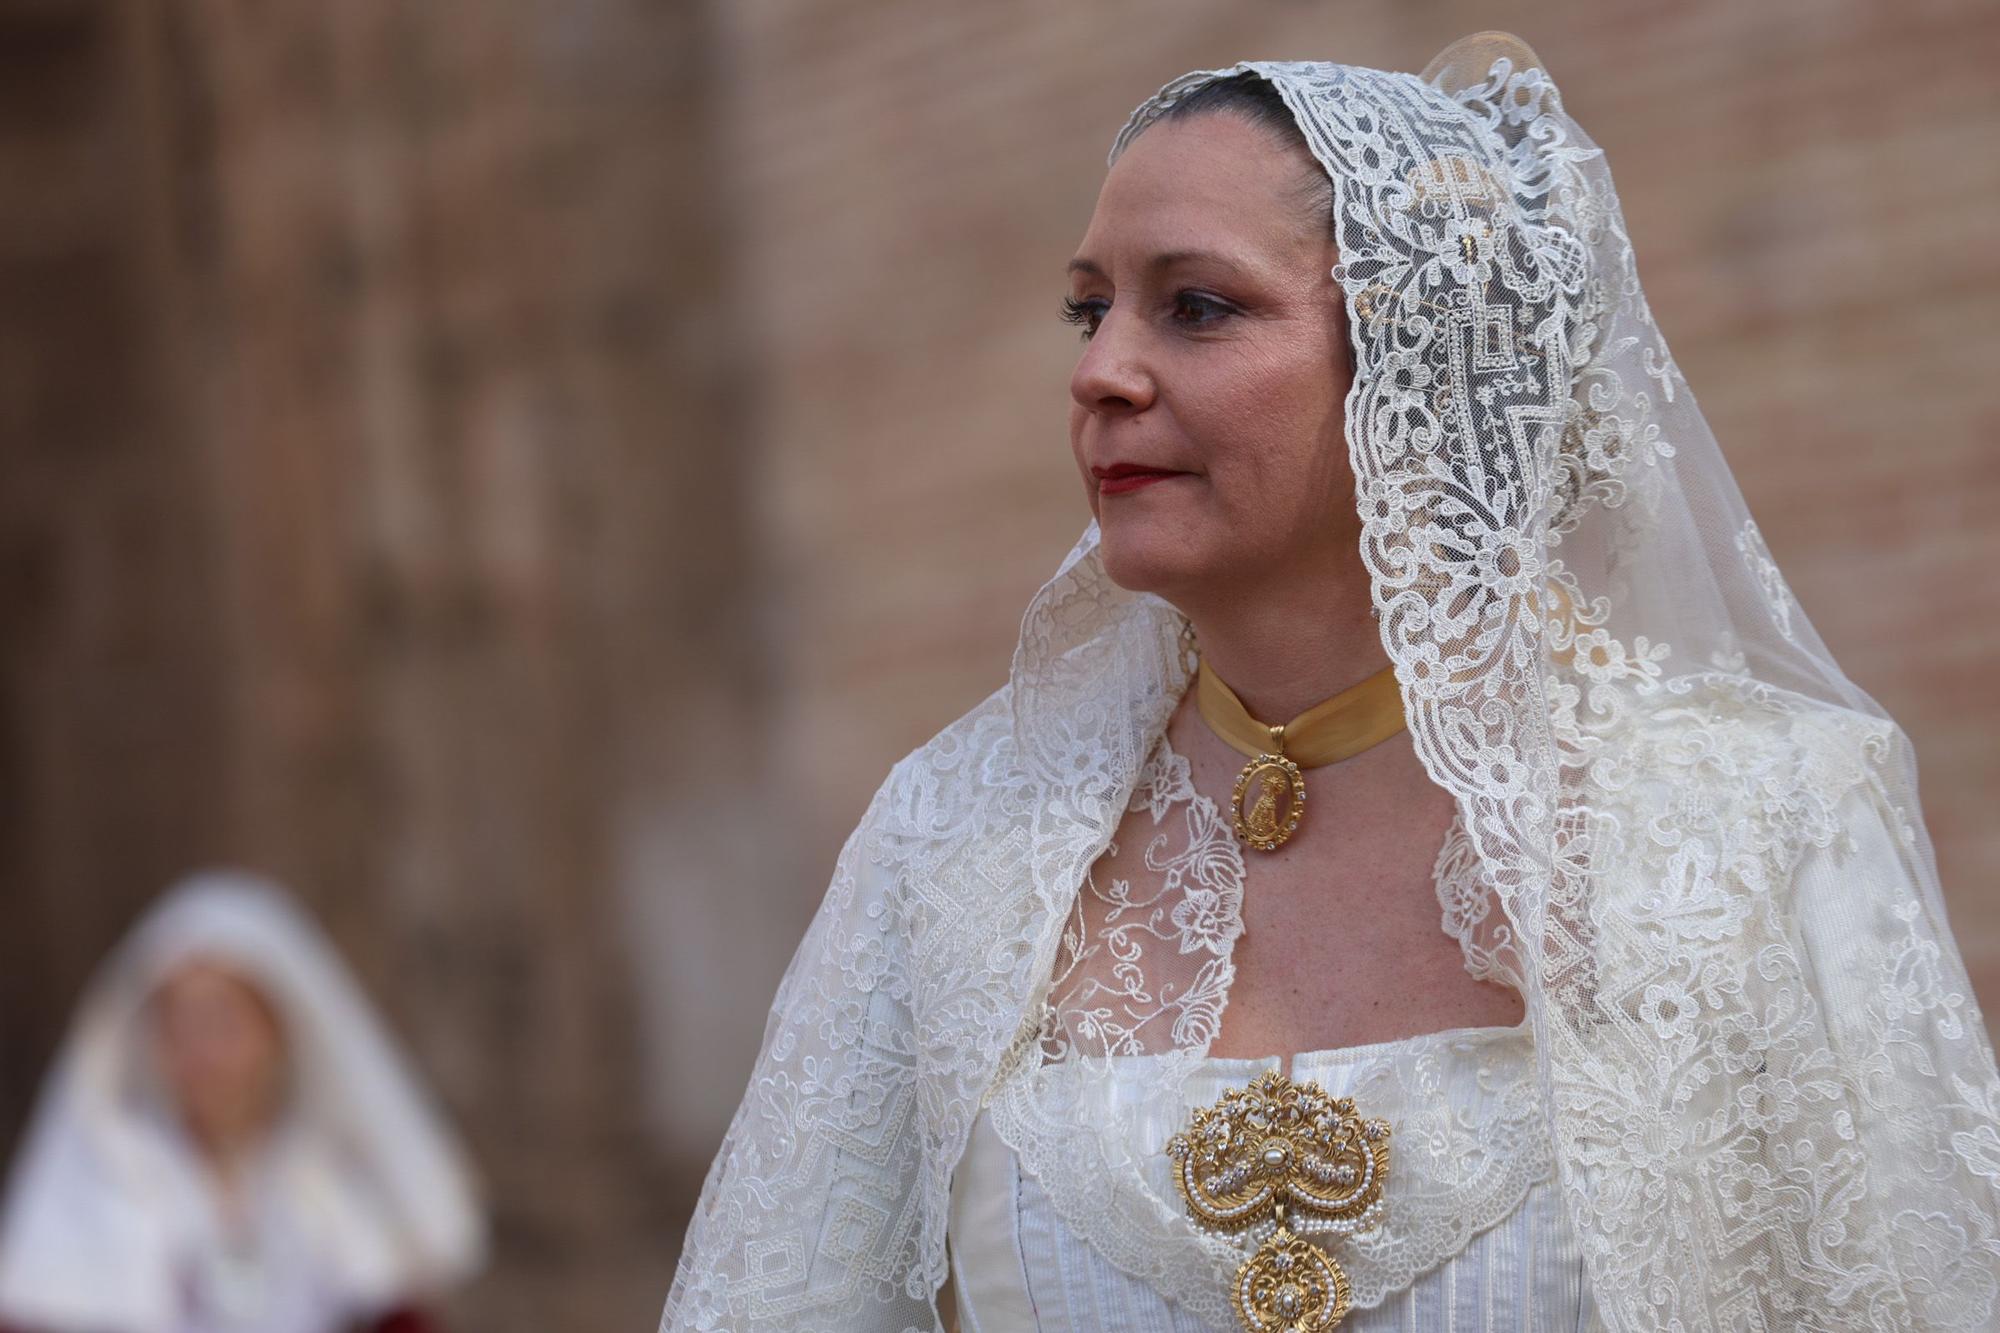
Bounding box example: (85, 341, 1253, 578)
(1096, 526, 1213, 596)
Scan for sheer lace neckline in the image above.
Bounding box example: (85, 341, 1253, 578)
(991, 740, 1552, 1325)
(1164, 718, 1530, 1070)
(1035, 725, 1527, 1072)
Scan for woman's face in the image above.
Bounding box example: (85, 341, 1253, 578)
(152, 959, 287, 1151)
(1066, 111, 1355, 600)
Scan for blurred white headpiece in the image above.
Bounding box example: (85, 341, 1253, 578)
(664, 33, 2000, 1331)
(0, 871, 486, 1332)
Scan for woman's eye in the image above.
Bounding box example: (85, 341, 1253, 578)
(1171, 291, 1234, 328)
(1060, 296, 1107, 341)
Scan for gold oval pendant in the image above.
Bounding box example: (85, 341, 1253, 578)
(1234, 1227, 1351, 1332)
(1232, 754, 1306, 851)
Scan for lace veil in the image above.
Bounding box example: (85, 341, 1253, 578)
(662, 33, 2000, 1332)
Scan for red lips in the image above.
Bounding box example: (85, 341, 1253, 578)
(1093, 462, 1187, 496)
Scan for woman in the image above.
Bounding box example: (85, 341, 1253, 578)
(0, 872, 485, 1333)
(663, 33, 2000, 1332)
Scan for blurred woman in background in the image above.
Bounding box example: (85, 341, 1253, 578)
(0, 872, 485, 1333)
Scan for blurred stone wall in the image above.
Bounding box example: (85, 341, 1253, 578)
(1, 1, 1995, 1328)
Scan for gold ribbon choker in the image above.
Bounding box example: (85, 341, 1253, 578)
(1167, 1071, 1390, 1332)
(1195, 661, 1406, 852)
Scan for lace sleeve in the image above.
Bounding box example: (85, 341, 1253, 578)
(660, 775, 942, 1333)
(1792, 743, 2000, 1328)
(1556, 705, 2000, 1330)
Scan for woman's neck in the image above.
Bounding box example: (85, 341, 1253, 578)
(183, 1110, 275, 1200)
(1179, 575, 1387, 723)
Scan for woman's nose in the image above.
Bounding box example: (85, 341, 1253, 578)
(1069, 313, 1156, 416)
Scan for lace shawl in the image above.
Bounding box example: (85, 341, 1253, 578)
(662, 37, 2000, 1332)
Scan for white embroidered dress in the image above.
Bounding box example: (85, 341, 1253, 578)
(948, 731, 1596, 1331)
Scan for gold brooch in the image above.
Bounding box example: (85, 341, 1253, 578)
(1166, 1071, 1390, 1332)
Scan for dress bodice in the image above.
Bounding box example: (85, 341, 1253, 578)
(949, 1019, 1599, 1331)
(946, 727, 1598, 1330)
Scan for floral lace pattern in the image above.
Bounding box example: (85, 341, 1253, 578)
(1735, 517, 1801, 644)
(663, 43, 2000, 1333)
(1037, 737, 1243, 1062)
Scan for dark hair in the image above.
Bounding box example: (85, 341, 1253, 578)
(1155, 73, 1335, 238)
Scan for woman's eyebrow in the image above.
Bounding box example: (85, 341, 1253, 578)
(1066, 249, 1251, 280)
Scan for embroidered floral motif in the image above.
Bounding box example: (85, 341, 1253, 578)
(1736, 518, 1801, 644)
